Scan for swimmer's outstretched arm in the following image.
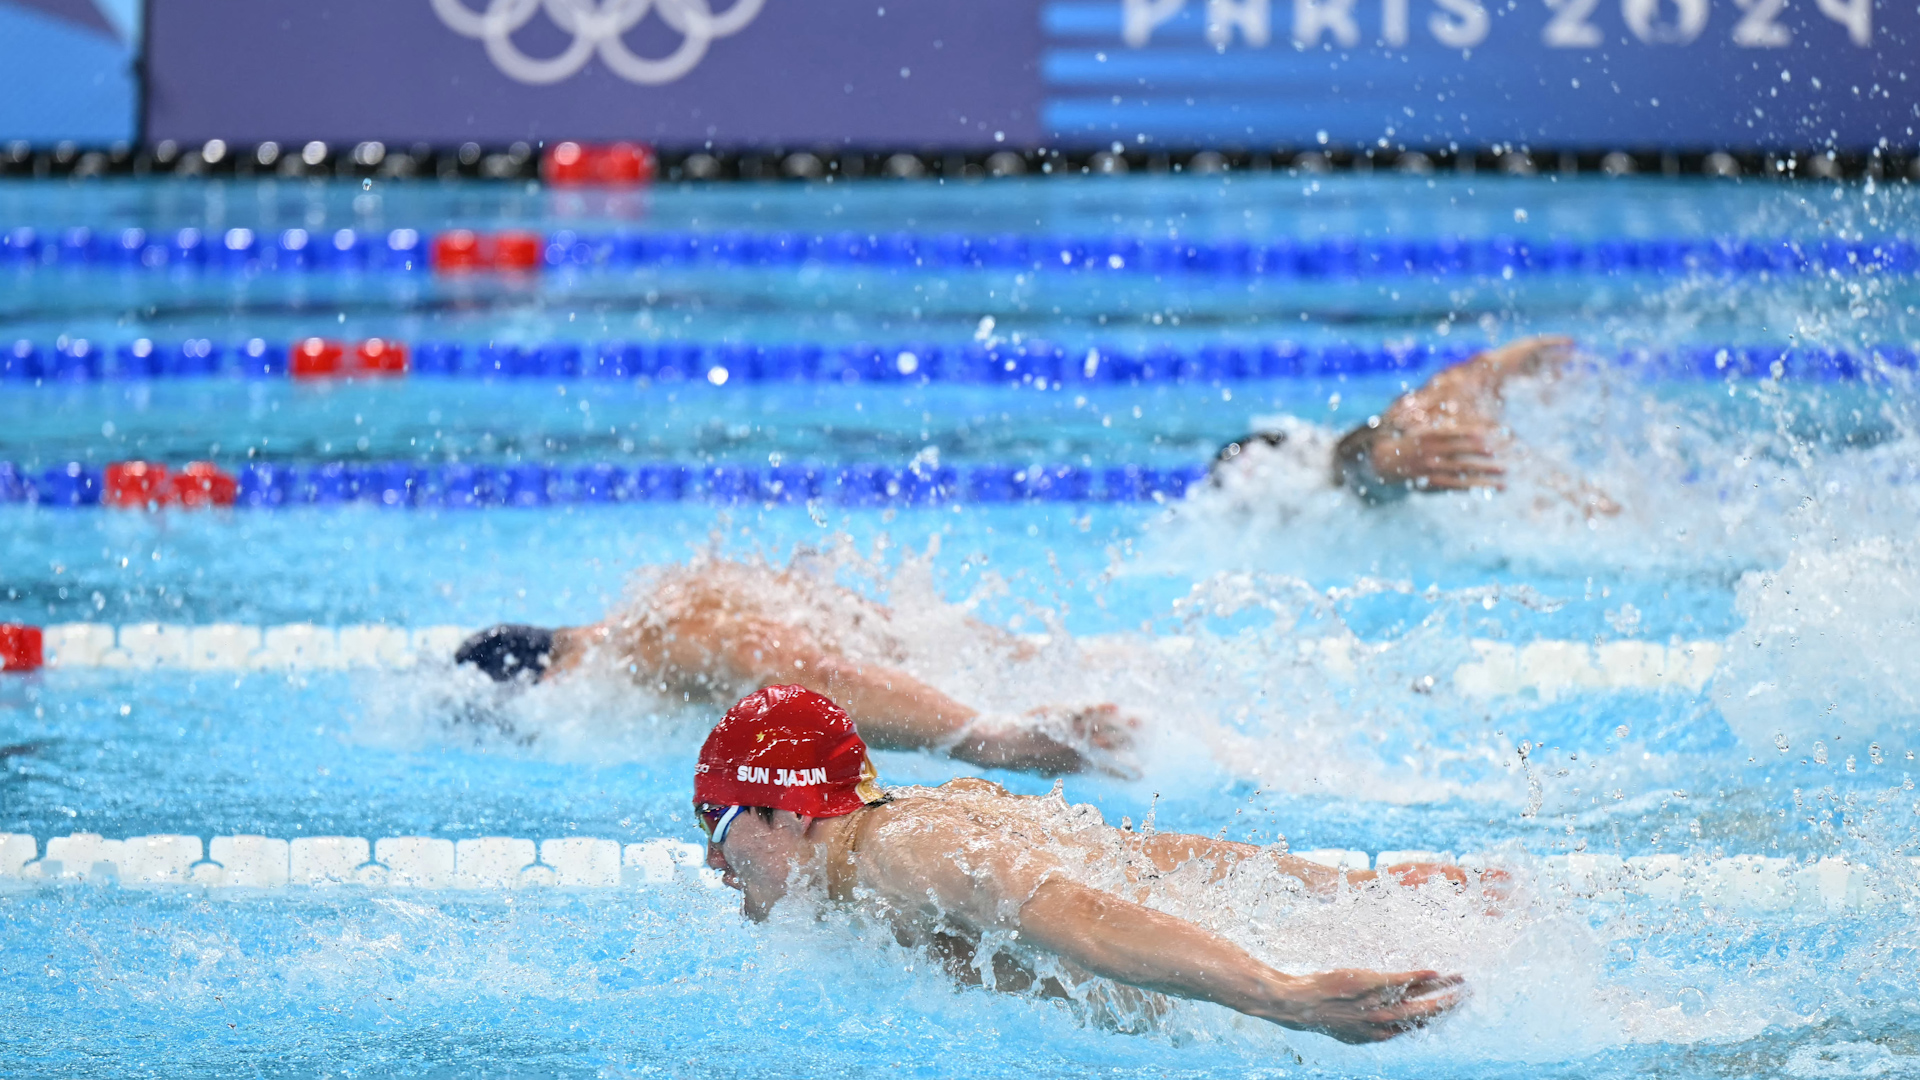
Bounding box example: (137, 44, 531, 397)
(863, 816, 1462, 1043)
(1019, 881, 1462, 1043)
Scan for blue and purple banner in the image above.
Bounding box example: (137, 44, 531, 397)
(0, 0, 141, 144)
(1045, 0, 1914, 148)
(126, 0, 1920, 151)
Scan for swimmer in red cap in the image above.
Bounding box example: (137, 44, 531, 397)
(694, 685, 1476, 1044)
(1212, 335, 1618, 514)
(456, 558, 1136, 777)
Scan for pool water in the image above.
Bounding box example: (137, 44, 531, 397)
(2, 171, 1919, 1078)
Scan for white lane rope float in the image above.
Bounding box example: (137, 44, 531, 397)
(21, 623, 1723, 700)
(0, 832, 723, 890)
(0, 832, 1904, 915)
(428, 0, 767, 86)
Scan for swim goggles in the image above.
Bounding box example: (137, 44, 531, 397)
(695, 803, 747, 846)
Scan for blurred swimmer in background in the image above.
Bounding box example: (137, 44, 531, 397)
(1211, 334, 1619, 515)
(452, 334, 1607, 777)
(693, 685, 1477, 1044)
(455, 558, 1137, 778)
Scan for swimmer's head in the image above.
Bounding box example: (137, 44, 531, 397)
(694, 685, 885, 820)
(1213, 430, 1289, 467)
(695, 686, 886, 918)
(454, 624, 556, 684)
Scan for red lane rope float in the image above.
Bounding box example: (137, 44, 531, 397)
(102, 461, 170, 508)
(430, 229, 544, 274)
(290, 337, 345, 378)
(0, 624, 42, 672)
(543, 141, 654, 187)
(103, 461, 237, 509)
(173, 462, 239, 507)
(290, 337, 409, 380)
(494, 232, 543, 271)
(430, 229, 486, 272)
(354, 338, 408, 375)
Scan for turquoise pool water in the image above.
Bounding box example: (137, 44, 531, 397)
(1, 171, 1918, 1078)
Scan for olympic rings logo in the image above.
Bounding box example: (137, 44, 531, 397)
(428, 0, 766, 85)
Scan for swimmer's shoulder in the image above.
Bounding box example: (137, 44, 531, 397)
(937, 777, 1013, 797)
(874, 778, 1012, 803)
(861, 778, 1018, 829)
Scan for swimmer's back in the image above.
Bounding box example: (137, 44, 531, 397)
(619, 559, 904, 660)
(862, 777, 1110, 858)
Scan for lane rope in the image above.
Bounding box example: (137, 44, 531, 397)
(7, 335, 1906, 384)
(0, 621, 1722, 699)
(3, 225, 1913, 279)
(0, 459, 1211, 509)
(0, 830, 1903, 915)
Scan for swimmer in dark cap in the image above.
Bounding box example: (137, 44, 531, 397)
(1213, 335, 1618, 514)
(454, 559, 1137, 778)
(453, 624, 557, 683)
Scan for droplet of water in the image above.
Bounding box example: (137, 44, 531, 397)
(1675, 986, 1709, 1016)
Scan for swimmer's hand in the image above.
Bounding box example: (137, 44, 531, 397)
(1352, 335, 1577, 495)
(948, 705, 1141, 779)
(1281, 857, 1509, 905)
(1264, 968, 1466, 1044)
(1374, 861, 1509, 892)
(1365, 427, 1509, 492)
(1358, 862, 1514, 915)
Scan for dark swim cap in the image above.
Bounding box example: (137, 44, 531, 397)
(454, 624, 557, 683)
(1209, 430, 1290, 485)
(1212, 430, 1289, 466)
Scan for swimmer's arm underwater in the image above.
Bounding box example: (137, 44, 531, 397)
(1125, 831, 1495, 896)
(550, 618, 1137, 778)
(784, 656, 1138, 780)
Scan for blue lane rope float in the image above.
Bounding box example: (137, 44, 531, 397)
(1, 226, 429, 272)
(3, 336, 1910, 385)
(2, 225, 1914, 279)
(0, 460, 1210, 509)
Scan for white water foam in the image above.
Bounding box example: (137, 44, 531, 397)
(1719, 536, 1920, 755)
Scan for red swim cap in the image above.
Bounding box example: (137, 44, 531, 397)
(694, 685, 884, 818)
